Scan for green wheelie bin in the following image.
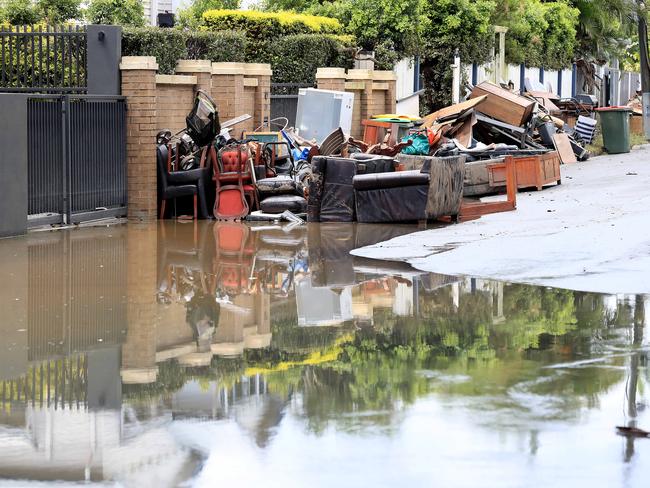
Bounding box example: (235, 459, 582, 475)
(595, 106, 632, 154)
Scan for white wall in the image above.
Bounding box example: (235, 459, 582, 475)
(394, 58, 415, 101)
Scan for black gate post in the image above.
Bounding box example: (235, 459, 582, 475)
(86, 25, 122, 95)
(0, 94, 28, 237)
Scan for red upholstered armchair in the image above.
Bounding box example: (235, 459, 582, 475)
(214, 144, 258, 219)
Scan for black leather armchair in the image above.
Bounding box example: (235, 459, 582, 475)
(157, 144, 210, 219)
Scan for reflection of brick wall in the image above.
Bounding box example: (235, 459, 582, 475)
(121, 224, 158, 380)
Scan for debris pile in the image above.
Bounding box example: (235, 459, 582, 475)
(155, 83, 607, 224)
(418, 81, 593, 165)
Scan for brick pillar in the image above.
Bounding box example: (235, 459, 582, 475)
(373, 70, 398, 114)
(211, 62, 246, 132)
(120, 56, 158, 221)
(244, 63, 272, 132)
(176, 59, 212, 94)
(121, 223, 159, 384)
(345, 69, 372, 140)
(316, 67, 347, 92)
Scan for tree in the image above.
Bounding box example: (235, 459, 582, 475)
(86, 0, 145, 27)
(420, 0, 496, 112)
(492, 0, 579, 69)
(37, 0, 81, 23)
(2, 0, 41, 24)
(176, 0, 240, 29)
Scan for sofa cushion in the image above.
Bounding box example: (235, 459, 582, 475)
(355, 185, 428, 223)
(260, 195, 307, 214)
(256, 175, 305, 198)
(353, 170, 429, 191)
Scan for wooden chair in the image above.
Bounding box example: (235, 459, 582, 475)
(361, 119, 394, 145)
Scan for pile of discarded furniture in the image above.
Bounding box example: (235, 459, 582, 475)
(156, 82, 597, 224)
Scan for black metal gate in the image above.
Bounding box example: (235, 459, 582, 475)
(270, 83, 314, 128)
(27, 95, 127, 226)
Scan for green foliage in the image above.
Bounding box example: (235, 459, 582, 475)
(202, 9, 343, 36)
(309, 0, 428, 62)
(541, 1, 580, 70)
(2, 0, 41, 24)
(421, 0, 496, 112)
(122, 27, 186, 73)
(267, 33, 354, 83)
(567, 0, 636, 62)
(175, 0, 240, 30)
(86, 0, 145, 27)
(37, 0, 81, 23)
(122, 27, 249, 73)
(185, 30, 247, 63)
(200, 9, 353, 83)
(494, 0, 579, 69)
(494, 0, 547, 67)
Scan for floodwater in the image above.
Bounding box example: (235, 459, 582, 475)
(0, 221, 648, 487)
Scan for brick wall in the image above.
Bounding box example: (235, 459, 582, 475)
(316, 68, 397, 140)
(121, 57, 273, 221)
(155, 75, 197, 134)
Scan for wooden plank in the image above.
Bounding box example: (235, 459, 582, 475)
(422, 96, 487, 127)
(454, 111, 475, 147)
(552, 133, 578, 164)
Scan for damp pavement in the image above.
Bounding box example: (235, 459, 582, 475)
(353, 147, 650, 294)
(0, 221, 647, 487)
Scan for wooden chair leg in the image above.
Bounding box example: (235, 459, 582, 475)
(160, 199, 166, 220)
(193, 195, 198, 220)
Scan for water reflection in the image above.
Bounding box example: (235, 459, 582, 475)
(0, 221, 647, 487)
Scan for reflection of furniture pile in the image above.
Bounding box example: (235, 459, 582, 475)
(211, 222, 256, 295)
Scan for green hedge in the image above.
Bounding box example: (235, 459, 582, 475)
(185, 30, 247, 63)
(199, 9, 353, 84)
(202, 9, 343, 37)
(268, 33, 354, 84)
(122, 27, 247, 74)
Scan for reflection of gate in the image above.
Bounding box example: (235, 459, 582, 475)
(27, 94, 127, 226)
(270, 83, 314, 128)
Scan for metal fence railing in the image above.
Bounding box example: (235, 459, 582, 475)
(27, 95, 127, 226)
(0, 25, 87, 93)
(270, 82, 314, 128)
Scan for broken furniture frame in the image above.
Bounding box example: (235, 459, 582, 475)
(460, 155, 517, 220)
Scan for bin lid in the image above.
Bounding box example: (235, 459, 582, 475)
(595, 106, 632, 112)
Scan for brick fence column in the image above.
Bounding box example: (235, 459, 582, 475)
(373, 70, 398, 115)
(176, 59, 213, 94)
(244, 63, 272, 133)
(211, 62, 245, 130)
(120, 56, 158, 221)
(316, 67, 347, 92)
(345, 69, 372, 140)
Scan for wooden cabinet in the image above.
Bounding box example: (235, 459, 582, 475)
(470, 82, 536, 127)
(488, 152, 562, 191)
